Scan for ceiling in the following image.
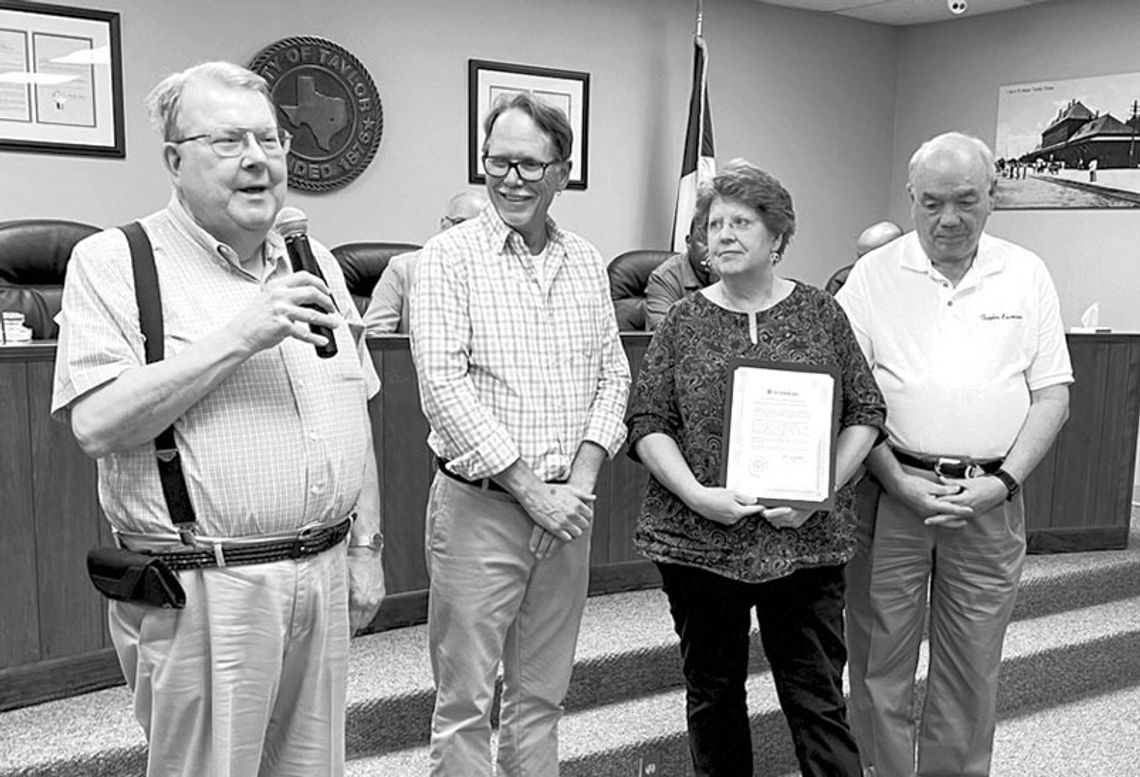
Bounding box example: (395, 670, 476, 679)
(756, 0, 1057, 26)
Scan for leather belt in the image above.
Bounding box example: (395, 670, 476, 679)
(435, 458, 569, 495)
(119, 517, 352, 571)
(892, 448, 1003, 479)
(437, 458, 510, 493)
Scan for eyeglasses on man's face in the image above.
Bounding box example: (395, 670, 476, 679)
(481, 155, 558, 182)
(171, 127, 292, 158)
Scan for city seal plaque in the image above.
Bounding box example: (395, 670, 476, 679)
(249, 37, 383, 193)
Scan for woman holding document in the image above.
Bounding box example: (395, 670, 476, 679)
(626, 159, 885, 776)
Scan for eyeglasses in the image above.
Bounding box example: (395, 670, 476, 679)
(171, 128, 292, 158)
(482, 155, 557, 182)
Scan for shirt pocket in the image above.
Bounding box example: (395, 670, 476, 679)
(565, 340, 601, 413)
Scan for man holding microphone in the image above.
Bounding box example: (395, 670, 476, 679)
(52, 61, 383, 777)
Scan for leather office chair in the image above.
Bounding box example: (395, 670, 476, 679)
(331, 241, 422, 315)
(0, 219, 100, 339)
(606, 249, 676, 331)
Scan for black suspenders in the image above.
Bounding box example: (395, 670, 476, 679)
(120, 222, 198, 537)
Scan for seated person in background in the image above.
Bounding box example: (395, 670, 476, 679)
(644, 205, 714, 330)
(363, 189, 487, 335)
(824, 220, 903, 295)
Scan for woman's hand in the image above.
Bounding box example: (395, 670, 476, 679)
(687, 487, 768, 526)
(762, 506, 816, 530)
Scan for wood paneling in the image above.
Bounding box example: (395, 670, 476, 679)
(2, 334, 1137, 707)
(1096, 342, 1140, 525)
(1024, 335, 1140, 552)
(0, 648, 120, 711)
(1046, 341, 1103, 531)
(0, 360, 40, 667)
(27, 362, 104, 659)
(372, 338, 433, 597)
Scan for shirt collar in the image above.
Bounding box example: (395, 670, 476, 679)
(680, 251, 710, 290)
(479, 203, 563, 257)
(898, 231, 1004, 281)
(166, 194, 287, 276)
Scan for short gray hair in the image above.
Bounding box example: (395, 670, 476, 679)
(145, 61, 272, 141)
(908, 132, 996, 191)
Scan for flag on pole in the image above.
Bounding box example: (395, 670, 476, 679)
(672, 18, 715, 253)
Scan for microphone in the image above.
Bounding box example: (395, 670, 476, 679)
(275, 207, 338, 359)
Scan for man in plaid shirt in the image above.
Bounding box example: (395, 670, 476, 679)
(410, 93, 630, 776)
(52, 62, 384, 776)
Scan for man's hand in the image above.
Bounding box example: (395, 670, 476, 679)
(346, 547, 385, 635)
(887, 471, 976, 529)
(519, 483, 594, 543)
(687, 487, 768, 526)
(929, 475, 1008, 527)
(528, 526, 562, 559)
(226, 271, 340, 355)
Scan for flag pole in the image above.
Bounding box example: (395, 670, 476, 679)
(672, 0, 715, 252)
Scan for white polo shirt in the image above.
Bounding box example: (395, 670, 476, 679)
(837, 231, 1072, 459)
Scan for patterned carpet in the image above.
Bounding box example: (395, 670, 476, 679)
(2, 519, 1138, 777)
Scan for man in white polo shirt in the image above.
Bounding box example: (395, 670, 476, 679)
(837, 132, 1072, 777)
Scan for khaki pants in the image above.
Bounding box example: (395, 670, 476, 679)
(846, 472, 1025, 777)
(425, 473, 591, 777)
(109, 547, 349, 777)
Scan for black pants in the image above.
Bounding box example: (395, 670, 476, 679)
(657, 562, 862, 777)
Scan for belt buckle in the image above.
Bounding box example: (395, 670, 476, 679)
(294, 525, 320, 557)
(934, 457, 963, 479)
(963, 462, 985, 479)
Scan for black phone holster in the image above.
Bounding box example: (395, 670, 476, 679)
(86, 547, 186, 609)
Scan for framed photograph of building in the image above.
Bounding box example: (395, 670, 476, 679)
(995, 71, 1140, 209)
(468, 59, 589, 190)
(0, 1, 124, 158)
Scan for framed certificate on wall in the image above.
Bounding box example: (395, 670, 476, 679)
(467, 58, 589, 190)
(0, 2, 124, 158)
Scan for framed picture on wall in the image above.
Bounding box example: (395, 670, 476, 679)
(468, 59, 589, 190)
(0, 1, 124, 158)
(995, 70, 1140, 209)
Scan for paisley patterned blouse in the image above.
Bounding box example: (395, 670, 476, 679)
(626, 283, 886, 584)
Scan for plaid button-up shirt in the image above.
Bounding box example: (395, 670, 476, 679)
(51, 196, 379, 537)
(410, 206, 630, 482)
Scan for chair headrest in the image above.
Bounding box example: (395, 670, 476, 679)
(607, 250, 676, 300)
(332, 241, 421, 300)
(0, 219, 101, 339)
(0, 219, 100, 284)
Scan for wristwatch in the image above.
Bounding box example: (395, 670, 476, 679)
(348, 531, 384, 552)
(990, 468, 1021, 502)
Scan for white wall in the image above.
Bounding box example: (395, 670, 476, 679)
(0, 0, 898, 280)
(3, 0, 1134, 481)
(889, 0, 1140, 331)
(889, 0, 1140, 486)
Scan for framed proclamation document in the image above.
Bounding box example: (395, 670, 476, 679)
(719, 359, 840, 511)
